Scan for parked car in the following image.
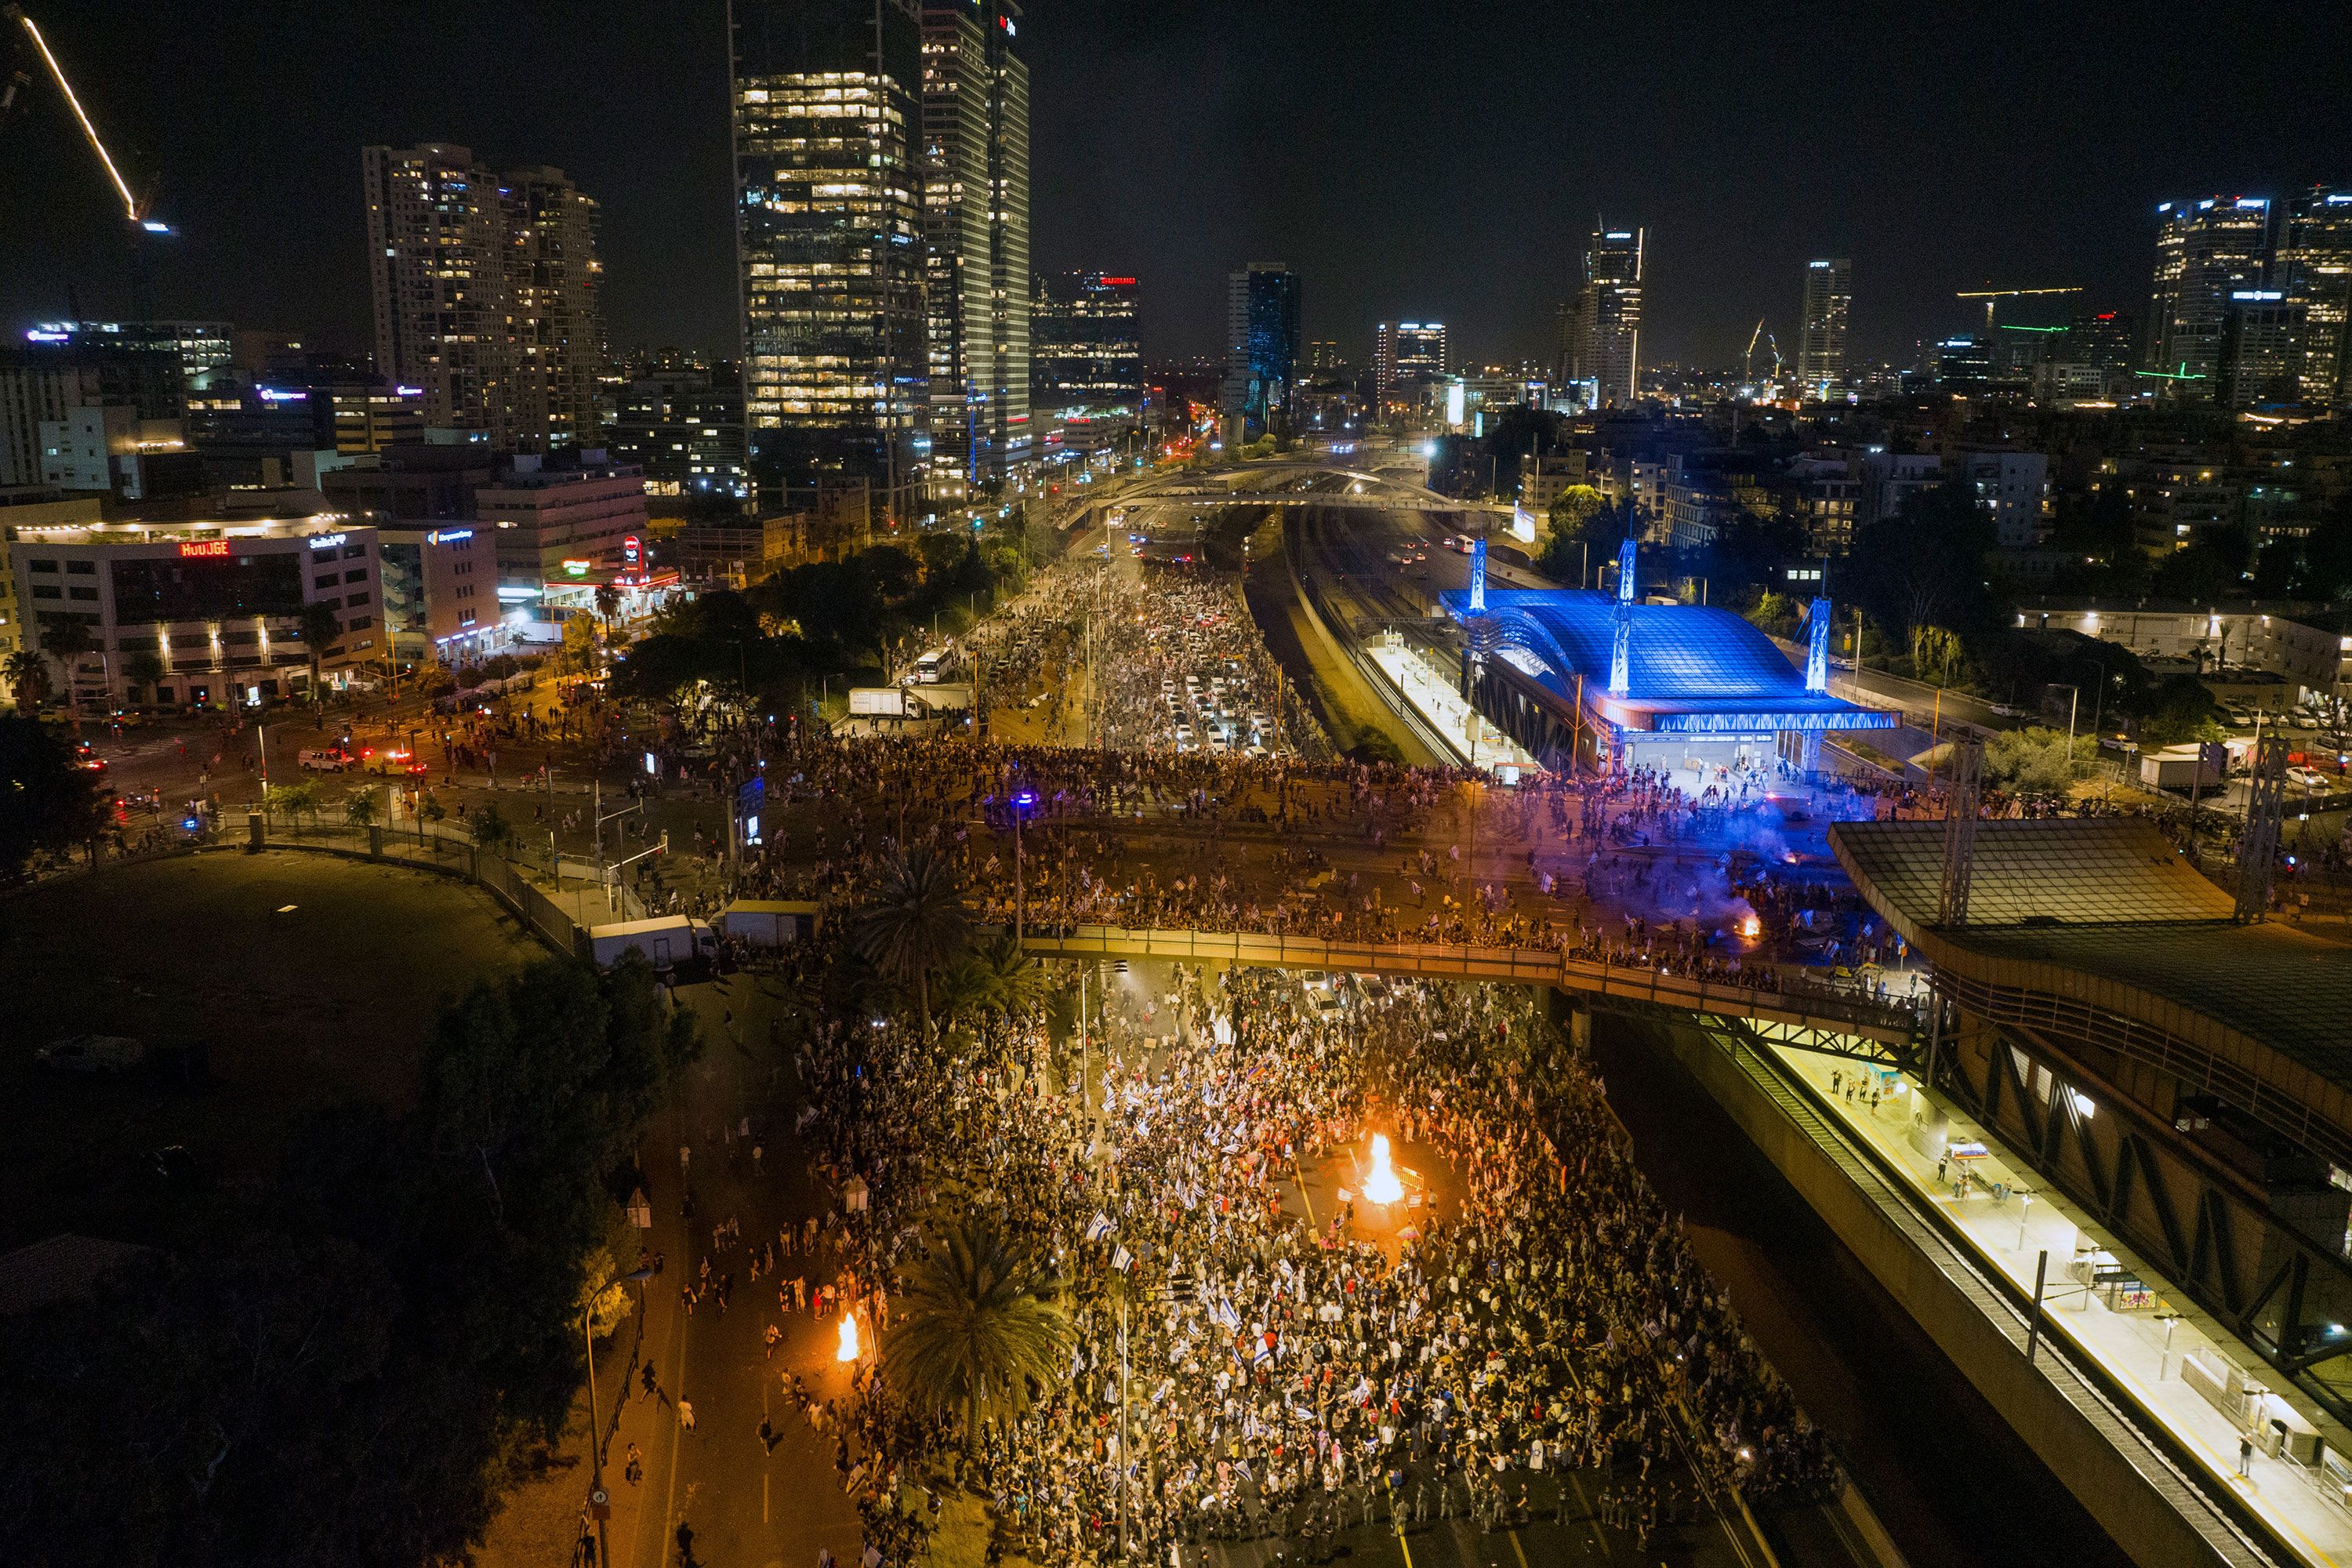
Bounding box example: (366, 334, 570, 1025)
(36, 1035, 146, 1074)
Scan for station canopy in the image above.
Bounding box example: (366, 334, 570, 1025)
(1443, 587, 1899, 735)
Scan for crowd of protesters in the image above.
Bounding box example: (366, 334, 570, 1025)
(776, 944, 1836, 1566)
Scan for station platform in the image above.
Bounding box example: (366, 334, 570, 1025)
(1677, 1019, 2315, 1567)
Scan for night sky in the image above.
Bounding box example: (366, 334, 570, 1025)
(3, 1, 2348, 370)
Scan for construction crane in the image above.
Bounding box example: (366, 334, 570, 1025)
(3, 4, 174, 235)
(1955, 285, 2079, 333)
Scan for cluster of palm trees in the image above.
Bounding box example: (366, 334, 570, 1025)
(845, 845, 1047, 1041)
(845, 847, 1076, 1454)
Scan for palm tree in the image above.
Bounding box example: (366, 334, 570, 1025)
(343, 786, 379, 829)
(883, 1218, 1071, 1453)
(298, 603, 343, 710)
(593, 583, 622, 638)
(848, 845, 970, 1040)
(941, 931, 1050, 1030)
(39, 620, 95, 711)
(4, 649, 50, 716)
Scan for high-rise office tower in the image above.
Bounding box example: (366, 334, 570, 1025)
(1222, 263, 1301, 439)
(2217, 291, 2307, 408)
(1795, 258, 1851, 397)
(365, 145, 604, 448)
(731, 0, 925, 519)
(2146, 197, 2272, 394)
(921, 0, 1030, 496)
(1032, 272, 1140, 445)
(1372, 321, 1446, 406)
(1577, 224, 1643, 407)
(365, 144, 507, 437)
(2280, 185, 2352, 407)
(500, 169, 605, 451)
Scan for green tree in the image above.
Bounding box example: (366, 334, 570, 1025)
(298, 602, 343, 709)
(0, 713, 103, 878)
(469, 803, 514, 855)
(38, 619, 96, 709)
(593, 583, 622, 635)
(2151, 524, 2253, 601)
(265, 779, 324, 827)
(343, 786, 380, 829)
(4, 648, 51, 715)
(1982, 726, 2096, 796)
(560, 614, 598, 675)
(882, 1218, 1072, 1451)
(1847, 484, 1996, 675)
(848, 844, 971, 1040)
(124, 649, 166, 706)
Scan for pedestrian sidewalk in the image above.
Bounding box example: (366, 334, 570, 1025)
(1764, 1040, 2352, 1568)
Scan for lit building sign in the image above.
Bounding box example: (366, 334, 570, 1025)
(178, 540, 231, 558)
(620, 535, 643, 570)
(562, 558, 590, 577)
(307, 533, 347, 550)
(427, 528, 474, 545)
(256, 387, 310, 403)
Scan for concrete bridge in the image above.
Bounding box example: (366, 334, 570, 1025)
(1014, 923, 1918, 1047)
(1080, 461, 1511, 521)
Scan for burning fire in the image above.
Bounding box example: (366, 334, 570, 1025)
(1739, 913, 1762, 939)
(836, 1311, 861, 1362)
(1363, 1133, 1404, 1206)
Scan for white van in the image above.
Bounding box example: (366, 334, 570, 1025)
(297, 749, 350, 772)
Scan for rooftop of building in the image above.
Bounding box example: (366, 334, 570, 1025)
(7, 514, 361, 546)
(2017, 595, 2351, 632)
(1831, 816, 2352, 1159)
(1443, 586, 1900, 732)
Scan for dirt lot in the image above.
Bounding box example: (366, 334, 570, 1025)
(0, 848, 546, 1253)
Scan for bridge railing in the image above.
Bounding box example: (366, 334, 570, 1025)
(1017, 923, 1917, 1042)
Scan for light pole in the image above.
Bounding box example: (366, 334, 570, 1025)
(1012, 789, 1036, 943)
(582, 1265, 653, 1568)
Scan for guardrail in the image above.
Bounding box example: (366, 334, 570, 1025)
(1017, 924, 1916, 1042)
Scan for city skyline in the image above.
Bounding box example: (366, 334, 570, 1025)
(5, 1, 2350, 370)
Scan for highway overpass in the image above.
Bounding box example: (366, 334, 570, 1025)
(1014, 922, 1918, 1047)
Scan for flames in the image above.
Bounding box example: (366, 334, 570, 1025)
(836, 1311, 861, 1362)
(1363, 1133, 1404, 1206)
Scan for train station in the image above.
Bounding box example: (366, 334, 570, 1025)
(1439, 538, 1900, 780)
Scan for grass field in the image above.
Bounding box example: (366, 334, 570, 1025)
(0, 848, 546, 1254)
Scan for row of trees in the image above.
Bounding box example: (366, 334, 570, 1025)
(4, 604, 350, 715)
(0, 955, 699, 1567)
(612, 535, 1028, 717)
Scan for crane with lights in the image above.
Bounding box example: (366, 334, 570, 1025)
(3, 5, 175, 236)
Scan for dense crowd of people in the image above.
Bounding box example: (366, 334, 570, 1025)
(781, 949, 1837, 1566)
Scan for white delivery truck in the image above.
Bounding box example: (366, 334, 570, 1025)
(848, 686, 909, 718)
(718, 899, 821, 948)
(2139, 742, 2227, 792)
(587, 916, 717, 972)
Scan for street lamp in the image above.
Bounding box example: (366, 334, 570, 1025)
(1011, 789, 1037, 942)
(581, 1265, 653, 1568)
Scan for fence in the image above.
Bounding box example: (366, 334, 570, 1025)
(238, 811, 593, 960)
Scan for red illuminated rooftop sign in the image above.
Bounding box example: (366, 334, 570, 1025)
(178, 539, 230, 558)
